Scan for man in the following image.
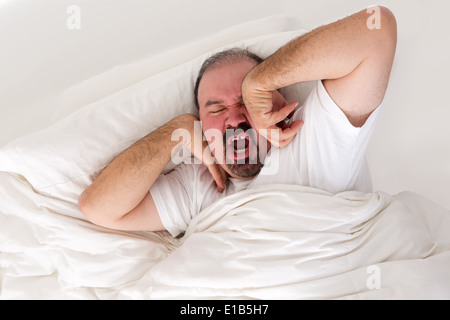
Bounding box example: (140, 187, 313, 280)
(79, 7, 397, 237)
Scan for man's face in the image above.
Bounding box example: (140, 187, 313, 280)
(197, 59, 287, 180)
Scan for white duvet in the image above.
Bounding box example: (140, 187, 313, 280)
(1, 172, 449, 299)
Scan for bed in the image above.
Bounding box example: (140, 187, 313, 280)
(1, 15, 449, 300)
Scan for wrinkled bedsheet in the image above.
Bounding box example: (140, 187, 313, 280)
(1, 172, 449, 299)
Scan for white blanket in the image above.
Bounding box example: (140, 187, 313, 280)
(1, 172, 449, 299)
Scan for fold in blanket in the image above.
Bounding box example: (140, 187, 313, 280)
(134, 184, 450, 299)
(1, 173, 450, 299)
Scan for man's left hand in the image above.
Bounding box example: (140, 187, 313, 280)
(242, 77, 303, 148)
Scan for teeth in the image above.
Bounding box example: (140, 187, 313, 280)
(230, 135, 248, 155)
(235, 147, 247, 154)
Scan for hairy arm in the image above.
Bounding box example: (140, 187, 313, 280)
(78, 114, 227, 231)
(243, 6, 397, 131)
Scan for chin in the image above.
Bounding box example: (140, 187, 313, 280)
(226, 162, 263, 179)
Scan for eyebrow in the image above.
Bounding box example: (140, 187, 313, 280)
(205, 100, 224, 108)
(204, 96, 243, 108)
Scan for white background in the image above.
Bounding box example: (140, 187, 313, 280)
(1, 0, 449, 209)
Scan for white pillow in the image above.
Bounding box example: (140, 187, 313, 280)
(52, 15, 305, 123)
(0, 18, 310, 205)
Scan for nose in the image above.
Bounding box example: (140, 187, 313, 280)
(225, 105, 247, 129)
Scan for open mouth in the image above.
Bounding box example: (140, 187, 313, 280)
(226, 132, 251, 161)
(232, 135, 249, 155)
(222, 126, 265, 178)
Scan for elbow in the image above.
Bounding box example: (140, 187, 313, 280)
(365, 6, 397, 33)
(376, 6, 397, 39)
(78, 190, 104, 226)
(365, 6, 397, 55)
(78, 190, 96, 223)
(78, 190, 121, 229)
(381, 6, 397, 56)
(378, 6, 395, 20)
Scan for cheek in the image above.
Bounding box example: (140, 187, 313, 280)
(201, 115, 224, 133)
(200, 115, 226, 152)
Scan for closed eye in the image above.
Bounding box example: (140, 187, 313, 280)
(210, 108, 226, 114)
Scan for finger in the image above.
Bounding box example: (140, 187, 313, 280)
(276, 114, 292, 130)
(287, 108, 296, 119)
(278, 126, 302, 148)
(267, 101, 299, 126)
(278, 136, 296, 149)
(264, 120, 303, 148)
(200, 144, 225, 191)
(278, 121, 303, 147)
(207, 163, 227, 192)
(200, 140, 215, 166)
(218, 166, 229, 190)
(282, 120, 303, 138)
(276, 119, 289, 130)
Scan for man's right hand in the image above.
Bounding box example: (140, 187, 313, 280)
(79, 113, 228, 233)
(179, 114, 228, 193)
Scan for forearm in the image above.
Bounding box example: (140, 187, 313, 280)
(246, 7, 394, 90)
(79, 114, 196, 220)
